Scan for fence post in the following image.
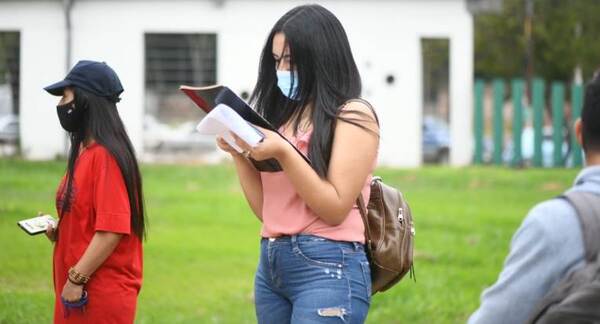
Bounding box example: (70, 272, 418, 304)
(493, 79, 505, 165)
(552, 82, 565, 167)
(532, 79, 545, 167)
(474, 79, 485, 164)
(512, 79, 524, 166)
(571, 83, 584, 167)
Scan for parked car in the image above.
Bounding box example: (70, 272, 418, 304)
(422, 116, 450, 163)
(0, 114, 18, 144)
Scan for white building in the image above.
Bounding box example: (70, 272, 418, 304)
(0, 0, 474, 167)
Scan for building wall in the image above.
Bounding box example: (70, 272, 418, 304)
(0, 1, 66, 159)
(0, 0, 473, 167)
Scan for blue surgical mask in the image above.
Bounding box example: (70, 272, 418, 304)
(276, 70, 299, 100)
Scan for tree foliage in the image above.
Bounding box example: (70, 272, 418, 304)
(475, 0, 600, 82)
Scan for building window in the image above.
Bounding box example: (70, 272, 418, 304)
(144, 33, 217, 158)
(421, 38, 450, 164)
(0, 31, 20, 155)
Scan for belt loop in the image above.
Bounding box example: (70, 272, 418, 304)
(353, 242, 360, 251)
(291, 234, 298, 249)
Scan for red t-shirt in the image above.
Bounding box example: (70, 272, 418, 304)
(53, 143, 143, 323)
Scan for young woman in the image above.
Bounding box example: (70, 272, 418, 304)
(43, 60, 146, 323)
(217, 5, 379, 323)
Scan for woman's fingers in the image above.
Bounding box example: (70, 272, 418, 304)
(66, 294, 81, 303)
(45, 225, 56, 242)
(62, 283, 84, 302)
(231, 132, 253, 153)
(216, 136, 228, 149)
(216, 137, 235, 153)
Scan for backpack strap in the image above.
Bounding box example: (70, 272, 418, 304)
(357, 194, 374, 249)
(561, 191, 600, 262)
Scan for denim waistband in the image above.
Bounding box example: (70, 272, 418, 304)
(261, 234, 364, 251)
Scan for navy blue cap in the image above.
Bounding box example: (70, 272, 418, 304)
(44, 60, 124, 102)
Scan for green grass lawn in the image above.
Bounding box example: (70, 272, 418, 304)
(0, 159, 578, 323)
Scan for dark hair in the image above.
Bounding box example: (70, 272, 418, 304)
(60, 87, 146, 239)
(581, 72, 600, 153)
(250, 4, 378, 177)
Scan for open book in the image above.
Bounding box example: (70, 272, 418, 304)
(180, 85, 311, 172)
(196, 103, 265, 153)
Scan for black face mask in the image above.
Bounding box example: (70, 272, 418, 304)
(56, 100, 85, 132)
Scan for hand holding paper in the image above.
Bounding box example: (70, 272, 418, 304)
(18, 214, 57, 235)
(181, 84, 310, 171)
(196, 103, 265, 153)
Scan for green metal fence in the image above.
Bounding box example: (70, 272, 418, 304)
(473, 78, 584, 168)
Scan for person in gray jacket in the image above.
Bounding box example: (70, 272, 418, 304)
(468, 72, 600, 324)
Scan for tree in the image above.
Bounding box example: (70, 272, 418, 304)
(475, 0, 600, 82)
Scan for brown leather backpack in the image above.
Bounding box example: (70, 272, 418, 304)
(357, 176, 415, 294)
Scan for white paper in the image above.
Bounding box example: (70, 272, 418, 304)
(196, 103, 265, 153)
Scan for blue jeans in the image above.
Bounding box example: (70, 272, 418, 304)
(255, 234, 371, 324)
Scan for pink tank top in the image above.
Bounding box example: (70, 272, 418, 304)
(260, 129, 375, 243)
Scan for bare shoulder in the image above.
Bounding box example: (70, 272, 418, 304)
(338, 100, 379, 134)
(340, 100, 376, 120)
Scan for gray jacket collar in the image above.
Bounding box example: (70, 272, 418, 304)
(573, 165, 600, 191)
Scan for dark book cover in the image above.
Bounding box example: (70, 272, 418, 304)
(180, 85, 311, 172)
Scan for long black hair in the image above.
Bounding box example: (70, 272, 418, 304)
(59, 87, 146, 239)
(250, 4, 378, 177)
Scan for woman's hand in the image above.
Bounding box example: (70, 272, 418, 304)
(61, 280, 84, 302)
(45, 225, 57, 242)
(216, 136, 242, 156)
(232, 127, 291, 161)
(43, 212, 57, 243)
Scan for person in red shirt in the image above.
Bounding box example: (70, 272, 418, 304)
(43, 60, 146, 323)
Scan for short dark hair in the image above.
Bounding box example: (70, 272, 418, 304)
(581, 72, 600, 153)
